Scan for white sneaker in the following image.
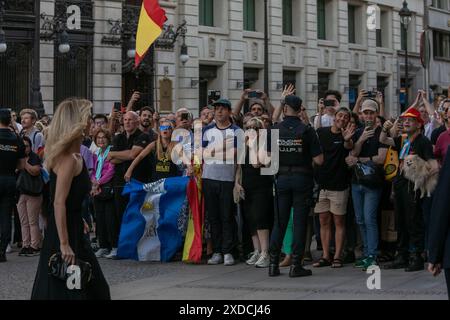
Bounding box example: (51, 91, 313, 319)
(95, 248, 110, 258)
(105, 248, 117, 259)
(6, 244, 12, 254)
(207, 253, 223, 265)
(255, 252, 270, 268)
(224, 253, 235, 266)
(246, 250, 260, 265)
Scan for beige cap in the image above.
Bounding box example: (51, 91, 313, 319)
(361, 99, 378, 112)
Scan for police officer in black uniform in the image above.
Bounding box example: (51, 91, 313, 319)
(269, 95, 323, 277)
(0, 109, 26, 263)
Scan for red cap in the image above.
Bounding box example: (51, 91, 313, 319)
(400, 107, 423, 124)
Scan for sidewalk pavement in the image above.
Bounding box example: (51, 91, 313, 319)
(111, 262, 448, 300)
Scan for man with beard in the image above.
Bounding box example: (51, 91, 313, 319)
(139, 107, 156, 136)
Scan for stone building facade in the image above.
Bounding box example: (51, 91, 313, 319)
(2, 0, 449, 117)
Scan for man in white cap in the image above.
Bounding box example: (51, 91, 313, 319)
(345, 98, 388, 271)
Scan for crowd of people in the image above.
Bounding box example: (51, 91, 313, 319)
(0, 84, 449, 299)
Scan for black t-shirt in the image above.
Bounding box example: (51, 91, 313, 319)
(0, 128, 25, 176)
(393, 133, 434, 183)
(352, 126, 388, 158)
(431, 125, 446, 145)
(132, 131, 158, 183)
(150, 149, 180, 182)
(351, 126, 388, 184)
(315, 127, 351, 191)
(111, 129, 154, 184)
(241, 145, 273, 189)
(393, 133, 434, 161)
(27, 151, 42, 166)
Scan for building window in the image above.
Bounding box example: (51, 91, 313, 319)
(283, 0, 293, 36)
(283, 70, 297, 87)
(54, 46, 93, 107)
(0, 43, 31, 111)
(348, 4, 356, 44)
(317, 0, 326, 40)
(433, 31, 450, 59)
(432, 0, 449, 10)
(318, 72, 330, 100)
(349, 74, 361, 109)
(244, 0, 256, 31)
(199, 65, 218, 110)
(377, 76, 389, 99)
(199, 0, 214, 27)
(376, 10, 390, 48)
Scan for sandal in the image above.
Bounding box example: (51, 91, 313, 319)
(331, 258, 343, 268)
(313, 257, 332, 268)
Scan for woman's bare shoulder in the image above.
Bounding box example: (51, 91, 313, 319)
(53, 153, 83, 176)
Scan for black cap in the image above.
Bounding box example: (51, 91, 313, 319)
(0, 108, 12, 125)
(285, 95, 302, 112)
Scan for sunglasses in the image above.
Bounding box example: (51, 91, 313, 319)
(160, 125, 172, 131)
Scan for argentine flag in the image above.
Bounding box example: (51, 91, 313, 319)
(117, 177, 189, 261)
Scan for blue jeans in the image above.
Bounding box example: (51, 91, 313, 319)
(351, 184, 382, 258)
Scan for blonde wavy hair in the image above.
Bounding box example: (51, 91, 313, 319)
(45, 98, 92, 170)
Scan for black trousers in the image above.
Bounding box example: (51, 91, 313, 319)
(270, 173, 313, 258)
(0, 176, 16, 255)
(203, 179, 236, 255)
(393, 178, 425, 256)
(446, 269, 450, 300)
(93, 197, 115, 250)
(113, 186, 129, 248)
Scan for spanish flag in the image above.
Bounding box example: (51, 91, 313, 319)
(135, 0, 167, 67)
(182, 169, 204, 264)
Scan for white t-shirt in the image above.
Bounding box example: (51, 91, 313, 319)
(314, 113, 334, 129)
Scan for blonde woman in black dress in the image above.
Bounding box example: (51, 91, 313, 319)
(31, 98, 110, 300)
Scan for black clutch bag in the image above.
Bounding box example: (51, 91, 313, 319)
(48, 252, 93, 290)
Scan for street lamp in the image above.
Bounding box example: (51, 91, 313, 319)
(0, 29, 6, 54)
(126, 35, 136, 59)
(58, 30, 70, 54)
(179, 32, 189, 65)
(399, 0, 412, 110)
(0, 1, 6, 54)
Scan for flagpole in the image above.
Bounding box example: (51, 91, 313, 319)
(264, 0, 269, 96)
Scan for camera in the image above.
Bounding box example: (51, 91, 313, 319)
(366, 91, 376, 98)
(208, 90, 221, 105)
(113, 102, 121, 112)
(248, 91, 263, 99)
(324, 99, 335, 107)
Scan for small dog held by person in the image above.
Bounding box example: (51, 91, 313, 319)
(402, 154, 439, 198)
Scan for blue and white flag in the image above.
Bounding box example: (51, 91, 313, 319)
(117, 177, 189, 262)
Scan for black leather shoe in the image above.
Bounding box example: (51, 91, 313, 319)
(289, 265, 312, 277)
(269, 252, 280, 277)
(405, 254, 424, 272)
(382, 254, 408, 269)
(0, 254, 6, 263)
(289, 254, 312, 277)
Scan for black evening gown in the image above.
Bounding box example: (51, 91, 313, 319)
(31, 164, 111, 300)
